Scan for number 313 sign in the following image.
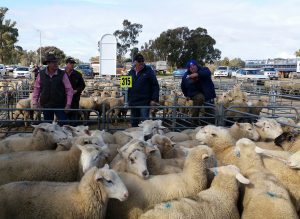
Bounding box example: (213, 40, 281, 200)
(120, 76, 132, 88)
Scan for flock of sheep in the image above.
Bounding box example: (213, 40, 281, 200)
(0, 114, 300, 218)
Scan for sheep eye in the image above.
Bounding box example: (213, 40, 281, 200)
(130, 158, 135, 164)
(248, 128, 252, 131)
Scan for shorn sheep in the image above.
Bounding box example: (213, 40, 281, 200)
(0, 123, 68, 154)
(255, 146, 300, 169)
(106, 146, 213, 219)
(139, 165, 249, 219)
(234, 138, 298, 219)
(0, 165, 128, 219)
(0, 143, 108, 185)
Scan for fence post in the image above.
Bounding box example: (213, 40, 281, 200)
(171, 96, 178, 131)
(215, 103, 225, 126)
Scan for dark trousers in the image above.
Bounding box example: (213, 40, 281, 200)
(43, 109, 67, 125)
(131, 108, 150, 127)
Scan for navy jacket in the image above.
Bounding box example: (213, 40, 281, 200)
(128, 65, 159, 106)
(181, 66, 216, 101)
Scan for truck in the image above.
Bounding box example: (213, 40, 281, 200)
(155, 61, 167, 74)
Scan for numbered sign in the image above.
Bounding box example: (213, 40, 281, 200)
(120, 76, 132, 88)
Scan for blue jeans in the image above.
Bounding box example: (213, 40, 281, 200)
(43, 109, 67, 125)
(131, 108, 150, 127)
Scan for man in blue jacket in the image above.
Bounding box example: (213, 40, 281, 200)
(181, 60, 216, 124)
(128, 54, 159, 127)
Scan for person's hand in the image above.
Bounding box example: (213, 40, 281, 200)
(64, 105, 71, 113)
(150, 101, 159, 106)
(31, 103, 38, 109)
(189, 73, 198, 79)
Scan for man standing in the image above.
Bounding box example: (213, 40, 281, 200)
(64, 57, 85, 123)
(181, 60, 216, 124)
(31, 53, 73, 124)
(128, 53, 159, 127)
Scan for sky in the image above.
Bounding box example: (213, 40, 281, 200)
(2, 0, 300, 62)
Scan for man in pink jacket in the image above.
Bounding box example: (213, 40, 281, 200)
(31, 53, 73, 124)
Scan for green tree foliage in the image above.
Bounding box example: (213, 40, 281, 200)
(114, 19, 142, 61)
(0, 7, 19, 64)
(37, 46, 66, 65)
(229, 58, 245, 68)
(141, 27, 221, 67)
(295, 49, 300, 57)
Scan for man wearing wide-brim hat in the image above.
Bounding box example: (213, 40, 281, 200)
(31, 53, 73, 124)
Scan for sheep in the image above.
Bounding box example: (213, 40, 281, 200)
(13, 97, 41, 126)
(165, 131, 190, 142)
(234, 138, 298, 219)
(0, 123, 68, 154)
(254, 117, 283, 141)
(0, 165, 128, 219)
(138, 119, 167, 136)
(0, 143, 108, 185)
(91, 129, 116, 144)
(139, 165, 250, 219)
(150, 134, 186, 159)
(276, 117, 297, 132)
(274, 131, 300, 152)
(62, 124, 91, 138)
(79, 96, 97, 120)
(228, 122, 260, 141)
(175, 139, 202, 148)
(147, 146, 183, 175)
(195, 125, 237, 166)
(110, 139, 155, 179)
(255, 146, 300, 169)
(106, 146, 213, 219)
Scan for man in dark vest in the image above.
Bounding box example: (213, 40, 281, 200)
(31, 53, 73, 124)
(64, 57, 85, 124)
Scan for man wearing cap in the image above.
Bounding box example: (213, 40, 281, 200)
(31, 53, 73, 124)
(128, 53, 160, 127)
(181, 60, 216, 125)
(64, 57, 85, 124)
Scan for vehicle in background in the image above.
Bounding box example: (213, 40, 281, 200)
(155, 61, 168, 74)
(236, 68, 269, 85)
(213, 66, 232, 78)
(5, 65, 18, 73)
(13, 67, 31, 79)
(173, 68, 187, 79)
(230, 67, 240, 77)
(260, 67, 278, 80)
(0, 64, 6, 76)
(75, 64, 93, 78)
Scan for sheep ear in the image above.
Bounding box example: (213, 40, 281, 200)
(145, 146, 157, 155)
(235, 122, 240, 127)
(202, 153, 209, 160)
(103, 164, 110, 169)
(255, 146, 265, 154)
(236, 173, 250, 184)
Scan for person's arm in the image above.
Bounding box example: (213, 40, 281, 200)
(197, 66, 212, 78)
(181, 74, 188, 97)
(31, 74, 41, 107)
(62, 74, 74, 107)
(151, 73, 159, 103)
(76, 75, 85, 94)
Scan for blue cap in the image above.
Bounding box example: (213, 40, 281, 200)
(186, 59, 198, 68)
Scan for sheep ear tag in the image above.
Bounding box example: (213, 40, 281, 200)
(236, 173, 250, 184)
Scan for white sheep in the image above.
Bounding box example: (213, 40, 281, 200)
(147, 146, 183, 175)
(13, 97, 41, 126)
(139, 165, 249, 219)
(234, 138, 298, 219)
(0, 165, 128, 219)
(0, 123, 68, 154)
(91, 129, 116, 144)
(110, 139, 155, 179)
(0, 143, 108, 185)
(165, 131, 190, 142)
(255, 146, 300, 169)
(195, 125, 237, 166)
(229, 122, 260, 141)
(106, 146, 213, 219)
(254, 117, 283, 141)
(275, 117, 297, 132)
